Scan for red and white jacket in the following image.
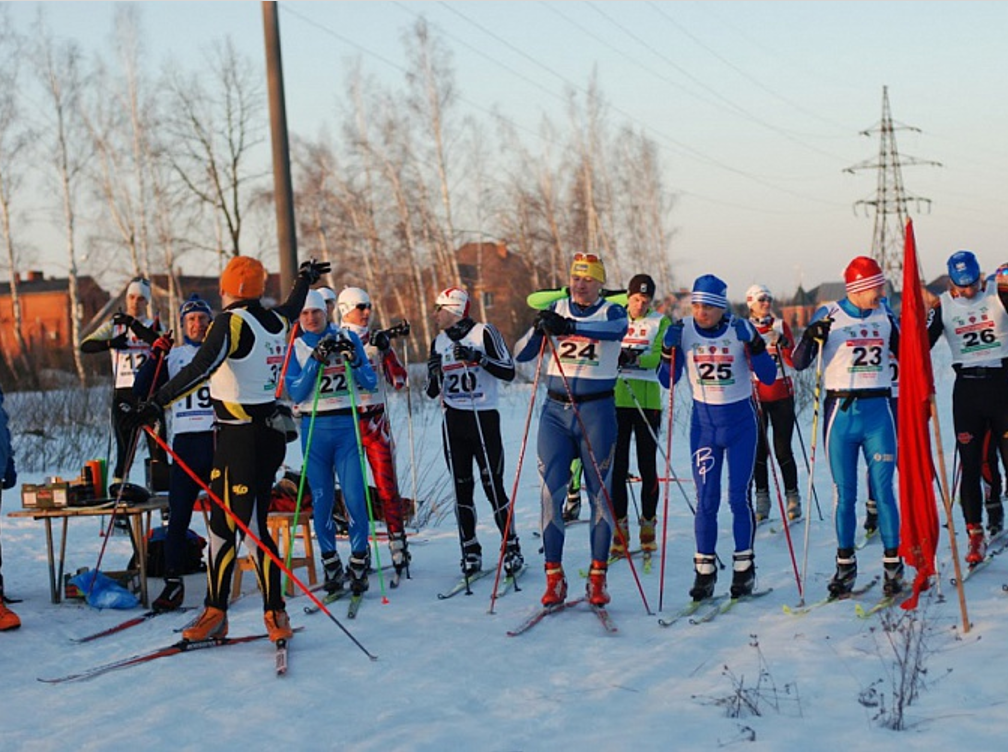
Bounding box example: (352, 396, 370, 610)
(750, 317, 795, 403)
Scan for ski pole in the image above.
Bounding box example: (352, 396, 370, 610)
(88, 343, 169, 598)
(750, 375, 802, 599)
(274, 322, 301, 399)
(489, 337, 545, 613)
(798, 340, 825, 606)
(343, 347, 389, 603)
(658, 347, 676, 612)
(401, 342, 420, 526)
(282, 359, 324, 596)
(545, 335, 652, 614)
(620, 376, 698, 515)
(437, 382, 474, 594)
(142, 426, 377, 660)
(772, 347, 824, 521)
(620, 374, 724, 574)
(456, 359, 518, 602)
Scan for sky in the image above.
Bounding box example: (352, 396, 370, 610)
(4, 350, 1008, 749)
(8, 2, 1008, 299)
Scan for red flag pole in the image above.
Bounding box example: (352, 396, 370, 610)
(930, 395, 969, 632)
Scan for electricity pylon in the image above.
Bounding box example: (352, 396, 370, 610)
(844, 86, 941, 290)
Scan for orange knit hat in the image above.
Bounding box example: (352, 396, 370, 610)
(220, 256, 266, 298)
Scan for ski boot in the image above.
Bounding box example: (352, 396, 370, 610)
(389, 533, 411, 575)
(689, 554, 717, 602)
(730, 550, 755, 598)
(609, 516, 630, 559)
(586, 559, 610, 606)
(541, 562, 568, 606)
(639, 516, 658, 554)
(461, 544, 483, 580)
(152, 575, 185, 613)
(882, 548, 904, 597)
(965, 524, 987, 566)
(321, 551, 345, 594)
(562, 485, 582, 523)
(0, 594, 20, 631)
(986, 498, 1004, 538)
(827, 549, 857, 598)
(348, 551, 370, 595)
(754, 490, 771, 522)
(503, 537, 524, 578)
(786, 490, 802, 521)
(182, 606, 228, 641)
(864, 499, 879, 535)
(264, 607, 293, 642)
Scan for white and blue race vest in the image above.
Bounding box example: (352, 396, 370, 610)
(434, 323, 500, 411)
(822, 306, 893, 392)
(940, 286, 1008, 367)
(681, 318, 752, 405)
(545, 298, 622, 384)
(166, 344, 214, 434)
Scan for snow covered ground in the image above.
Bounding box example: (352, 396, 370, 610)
(3, 349, 1005, 751)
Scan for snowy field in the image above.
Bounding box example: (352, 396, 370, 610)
(3, 348, 1006, 751)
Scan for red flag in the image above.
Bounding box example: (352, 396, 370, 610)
(897, 218, 939, 609)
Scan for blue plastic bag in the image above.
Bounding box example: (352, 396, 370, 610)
(69, 570, 140, 610)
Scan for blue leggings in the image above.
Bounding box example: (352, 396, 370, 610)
(538, 397, 616, 563)
(824, 396, 898, 550)
(302, 416, 369, 556)
(690, 401, 759, 555)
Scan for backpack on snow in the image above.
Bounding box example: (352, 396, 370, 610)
(128, 527, 207, 577)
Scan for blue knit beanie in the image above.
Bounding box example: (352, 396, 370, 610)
(691, 274, 728, 309)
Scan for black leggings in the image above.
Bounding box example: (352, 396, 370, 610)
(753, 397, 798, 494)
(442, 407, 512, 553)
(203, 422, 286, 611)
(954, 376, 1008, 524)
(612, 407, 660, 520)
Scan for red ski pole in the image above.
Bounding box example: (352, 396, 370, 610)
(142, 426, 376, 660)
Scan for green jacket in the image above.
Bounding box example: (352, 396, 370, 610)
(615, 309, 670, 411)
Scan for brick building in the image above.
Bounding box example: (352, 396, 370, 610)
(0, 270, 109, 363)
(455, 241, 536, 346)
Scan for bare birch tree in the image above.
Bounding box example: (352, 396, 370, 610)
(0, 10, 36, 383)
(162, 37, 266, 257)
(403, 18, 462, 290)
(33, 13, 89, 384)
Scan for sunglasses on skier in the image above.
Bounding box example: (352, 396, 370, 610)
(355, 303, 372, 311)
(756, 296, 772, 303)
(573, 253, 600, 263)
(179, 300, 209, 317)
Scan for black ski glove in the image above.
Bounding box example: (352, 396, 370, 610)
(333, 334, 356, 359)
(298, 259, 332, 285)
(121, 400, 165, 433)
(453, 343, 482, 365)
(619, 348, 639, 368)
(386, 320, 411, 339)
(427, 353, 442, 382)
(112, 312, 135, 328)
(371, 329, 391, 352)
(803, 318, 832, 343)
(534, 310, 576, 336)
(312, 335, 339, 364)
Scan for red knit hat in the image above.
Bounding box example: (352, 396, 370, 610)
(844, 256, 885, 294)
(220, 256, 266, 298)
